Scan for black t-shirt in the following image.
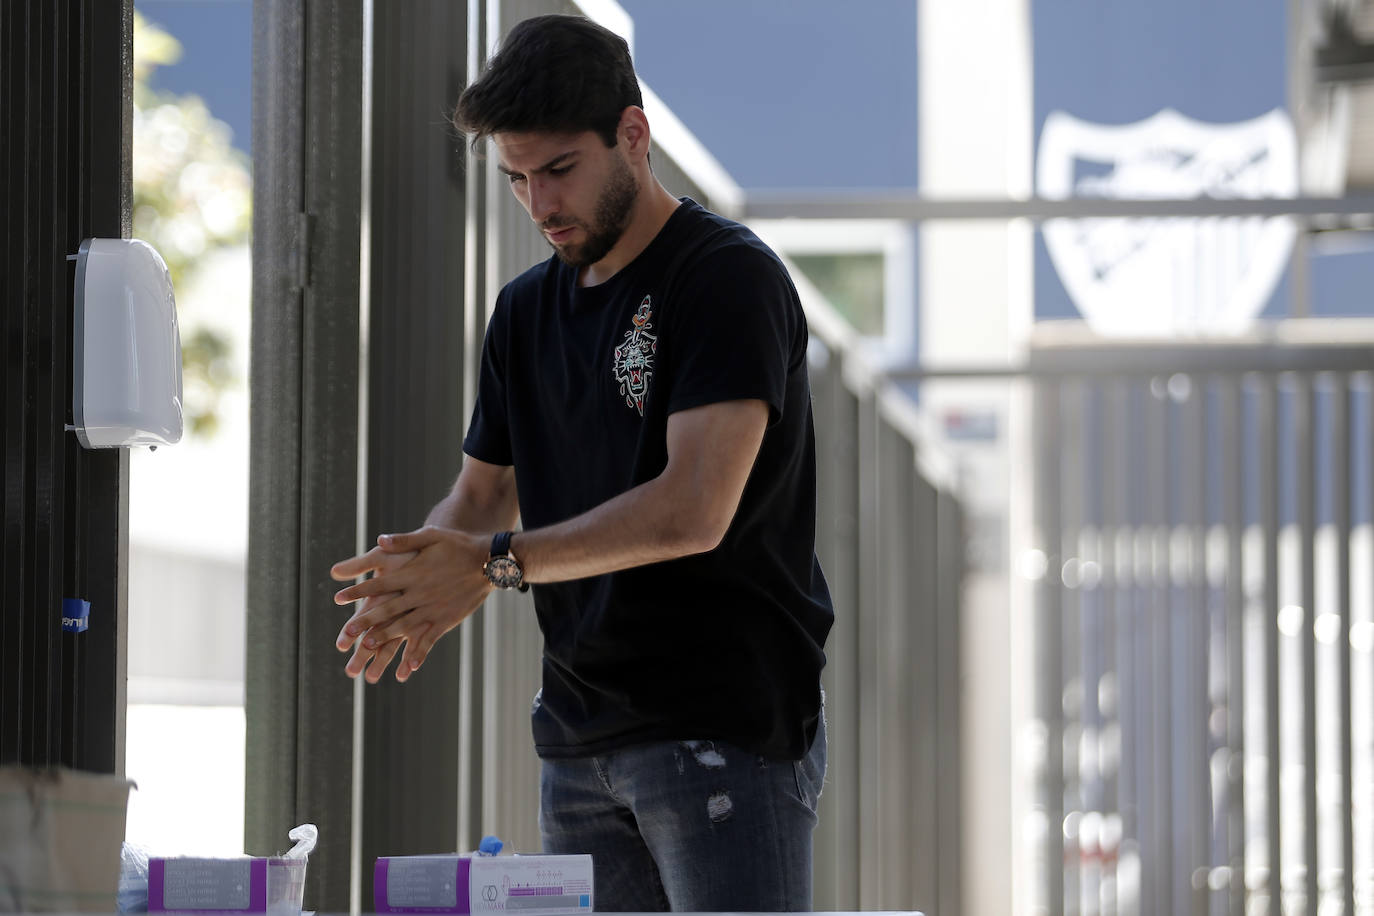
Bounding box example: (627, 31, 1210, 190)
(463, 198, 834, 761)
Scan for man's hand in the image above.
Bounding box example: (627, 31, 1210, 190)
(328, 545, 416, 683)
(330, 526, 493, 683)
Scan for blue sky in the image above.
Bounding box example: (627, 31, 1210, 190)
(620, 0, 919, 190)
(139, 0, 253, 154)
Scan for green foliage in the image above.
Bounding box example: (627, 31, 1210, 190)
(133, 12, 251, 439)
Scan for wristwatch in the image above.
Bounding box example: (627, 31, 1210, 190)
(483, 531, 529, 592)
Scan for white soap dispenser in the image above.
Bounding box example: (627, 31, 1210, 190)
(70, 238, 183, 449)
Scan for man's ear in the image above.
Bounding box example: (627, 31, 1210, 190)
(618, 106, 652, 161)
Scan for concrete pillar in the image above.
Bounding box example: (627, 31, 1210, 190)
(917, 0, 1035, 913)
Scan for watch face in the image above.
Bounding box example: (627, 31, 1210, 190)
(485, 555, 523, 590)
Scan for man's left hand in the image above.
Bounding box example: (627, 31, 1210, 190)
(330, 526, 493, 682)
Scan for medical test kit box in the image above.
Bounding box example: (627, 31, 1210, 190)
(147, 856, 307, 914)
(373, 853, 594, 915)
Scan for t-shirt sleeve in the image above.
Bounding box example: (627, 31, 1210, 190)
(462, 291, 515, 466)
(662, 243, 802, 425)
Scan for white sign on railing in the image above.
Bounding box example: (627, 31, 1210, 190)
(1037, 108, 1298, 336)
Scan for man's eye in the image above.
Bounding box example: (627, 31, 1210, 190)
(506, 173, 526, 184)
(548, 165, 572, 177)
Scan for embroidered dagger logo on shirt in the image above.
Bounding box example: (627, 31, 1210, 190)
(612, 295, 657, 416)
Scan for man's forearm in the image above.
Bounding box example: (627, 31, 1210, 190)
(425, 489, 515, 532)
(511, 473, 717, 584)
(443, 400, 767, 586)
(507, 399, 767, 585)
(425, 460, 520, 533)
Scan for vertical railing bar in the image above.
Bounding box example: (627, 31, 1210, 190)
(1083, 381, 1105, 916)
(807, 343, 851, 909)
(1085, 382, 1104, 916)
(1078, 381, 1093, 914)
(1093, 376, 1115, 916)
(1148, 375, 1173, 914)
(839, 375, 861, 912)
(1223, 374, 1245, 916)
(1062, 379, 1085, 916)
(879, 403, 902, 910)
(1132, 379, 1157, 916)
(1109, 379, 1133, 916)
(1100, 378, 1123, 916)
(1364, 370, 1373, 916)
(1332, 373, 1355, 916)
(884, 423, 919, 905)
(907, 436, 935, 909)
(934, 485, 964, 916)
(1260, 372, 1282, 916)
(57, 0, 78, 771)
(832, 364, 863, 911)
(43, 0, 59, 768)
(479, 0, 507, 844)
(855, 388, 881, 908)
(456, 0, 488, 855)
(1035, 377, 1065, 916)
(1190, 373, 1210, 916)
(1298, 373, 1319, 914)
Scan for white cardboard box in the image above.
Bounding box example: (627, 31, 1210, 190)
(147, 856, 306, 914)
(0, 767, 133, 913)
(373, 854, 593, 915)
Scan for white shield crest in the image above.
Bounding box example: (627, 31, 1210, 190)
(1037, 108, 1297, 336)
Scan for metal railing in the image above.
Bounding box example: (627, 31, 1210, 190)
(801, 287, 966, 914)
(457, 3, 966, 913)
(1020, 328, 1374, 916)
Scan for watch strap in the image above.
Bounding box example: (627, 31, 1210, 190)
(490, 530, 513, 559)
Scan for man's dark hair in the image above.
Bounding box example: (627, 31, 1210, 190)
(454, 15, 642, 151)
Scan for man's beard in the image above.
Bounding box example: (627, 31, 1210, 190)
(543, 151, 638, 269)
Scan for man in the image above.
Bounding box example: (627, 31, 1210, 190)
(331, 14, 833, 912)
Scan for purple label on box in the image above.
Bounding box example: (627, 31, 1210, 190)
(149, 858, 268, 912)
(374, 856, 472, 913)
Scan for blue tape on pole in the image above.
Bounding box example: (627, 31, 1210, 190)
(62, 598, 90, 633)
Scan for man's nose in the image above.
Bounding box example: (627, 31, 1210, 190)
(527, 178, 557, 223)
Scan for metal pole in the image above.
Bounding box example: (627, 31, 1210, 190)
(1034, 378, 1066, 916)
(1223, 376, 1245, 916)
(1105, 380, 1130, 916)
(1146, 378, 1173, 916)
(1331, 375, 1355, 916)
(457, 0, 489, 855)
(1099, 379, 1121, 916)
(740, 191, 1374, 223)
(1061, 381, 1085, 916)
(1188, 376, 1210, 916)
(1297, 375, 1318, 913)
(1259, 374, 1282, 916)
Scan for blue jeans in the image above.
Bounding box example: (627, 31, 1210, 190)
(538, 717, 826, 912)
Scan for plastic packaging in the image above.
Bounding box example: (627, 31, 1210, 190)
(118, 823, 317, 915)
(285, 823, 318, 859)
(117, 842, 152, 913)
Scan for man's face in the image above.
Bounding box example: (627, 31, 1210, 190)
(493, 130, 639, 269)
